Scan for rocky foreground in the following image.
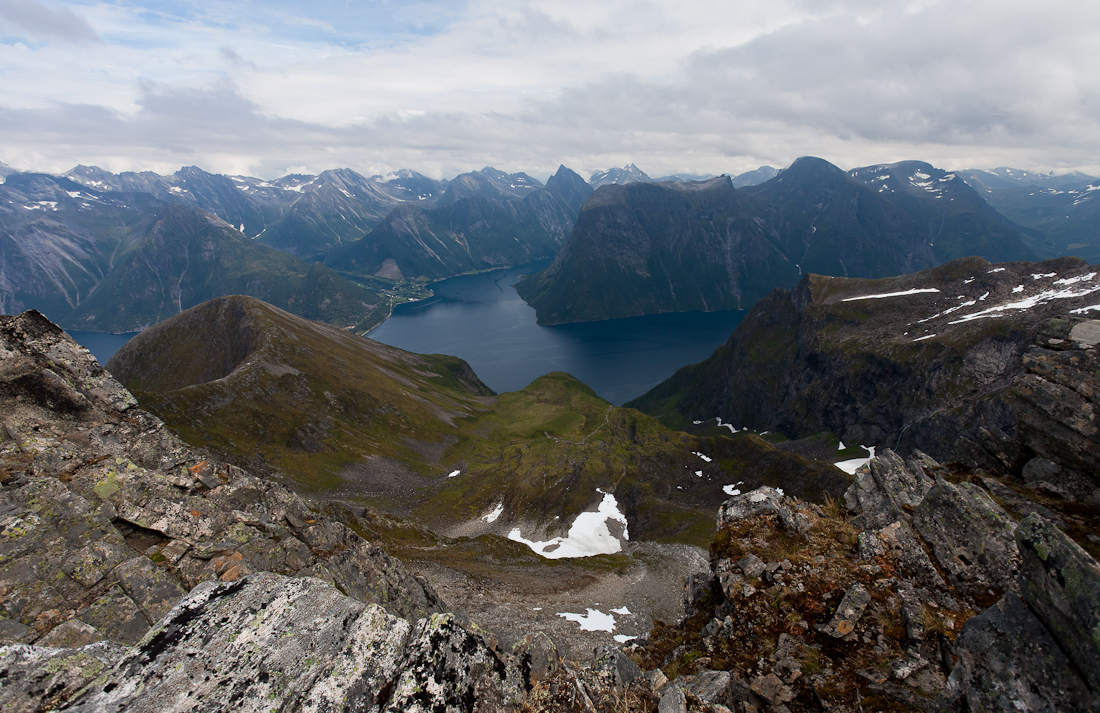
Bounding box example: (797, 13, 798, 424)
(2, 310, 1099, 712)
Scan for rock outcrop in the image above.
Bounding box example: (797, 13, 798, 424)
(630, 449, 1100, 712)
(941, 514, 1100, 711)
(51, 573, 520, 712)
(0, 311, 459, 696)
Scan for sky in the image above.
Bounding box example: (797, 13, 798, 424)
(0, 0, 1098, 181)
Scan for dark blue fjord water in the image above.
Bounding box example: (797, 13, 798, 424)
(369, 262, 745, 405)
(68, 262, 745, 405)
(68, 330, 139, 366)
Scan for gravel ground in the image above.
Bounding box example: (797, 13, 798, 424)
(411, 541, 708, 662)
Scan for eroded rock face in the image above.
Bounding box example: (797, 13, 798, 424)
(911, 479, 1020, 600)
(0, 310, 441, 651)
(59, 572, 521, 713)
(1015, 514, 1100, 692)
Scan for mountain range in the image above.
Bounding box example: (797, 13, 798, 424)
(4, 155, 1097, 336)
(322, 166, 589, 282)
(1, 163, 590, 331)
(518, 157, 1039, 324)
(588, 163, 780, 188)
(0, 172, 387, 332)
(957, 168, 1100, 263)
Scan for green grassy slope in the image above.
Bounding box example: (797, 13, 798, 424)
(109, 297, 850, 550)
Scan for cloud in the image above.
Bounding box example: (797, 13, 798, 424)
(1, 1, 1098, 178)
(0, 0, 99, 43)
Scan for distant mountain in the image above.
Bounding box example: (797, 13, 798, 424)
(543, 164, 594, 219)
(516, 177, 799, 324)
(589, 165, 778, 188)
(957, 167, 1097, 191)
(0, 172, 158, 319)
(730, 165, 780, 187)
(0, 160, 18, 180)
(64, 164, 298, 238)
(843, 160, 1038, 265)
(66, 204, 386, 332)
(589, 163, 652, 187)
(255, 168, 446, 259)
(0, 172, 387, 332)
(957, 168, 1100, 263)
(63, 164, 450, 259)
(652, 173, 716, 183)
(324, 167, 578, 281)
(518, 157, 1037, 324)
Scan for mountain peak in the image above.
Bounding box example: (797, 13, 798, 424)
(589, 164, 653, 188)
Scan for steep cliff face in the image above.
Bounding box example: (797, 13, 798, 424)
(517, 177, 799, 324)
(65, 204, 386, 332)
(628, 256, 1100, 491)
(519, 157, 1037, 325)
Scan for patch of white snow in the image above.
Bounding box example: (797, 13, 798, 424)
(841, 288, 940, 302)
(557, 609, 615, 632)
(507, 492, 629, 559)
(483, 503, 504, 523)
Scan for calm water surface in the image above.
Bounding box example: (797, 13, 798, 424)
(369, 262, 745, 405)
(68, 330, 139, 366)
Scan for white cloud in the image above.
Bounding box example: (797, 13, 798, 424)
(0, 0, 1098, 178)
(0, 0, 98, 43)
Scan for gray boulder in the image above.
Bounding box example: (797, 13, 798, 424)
(717, 486, 808, 536)
(1016, 514, 1100, 692)
(939, 591, 1099, 712)
(843, 448, 934, 530)
(912, 478, 1020, 600)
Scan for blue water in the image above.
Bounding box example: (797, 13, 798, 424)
(68, 330, 139, 366)
(369, 262, 745, 405)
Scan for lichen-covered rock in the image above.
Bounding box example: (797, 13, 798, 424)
(63, 572, 414, 712)
(1015, 513, 1100, 692)
(912, 478, 1019, 600)
(0, 641, 127, 713)
(816, 583, 870, 639)
(939, 591, 1100, 712)
(843, 448, 934, 530)
(0, 310, 442, 649)
(385, 612, 522, 712)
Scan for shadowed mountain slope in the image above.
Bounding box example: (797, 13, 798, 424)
(519, 157, 1037, 324)
(65, 204, 386, 332)
(516, 176, 798, 324)
(627, 255, 1100, 489)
